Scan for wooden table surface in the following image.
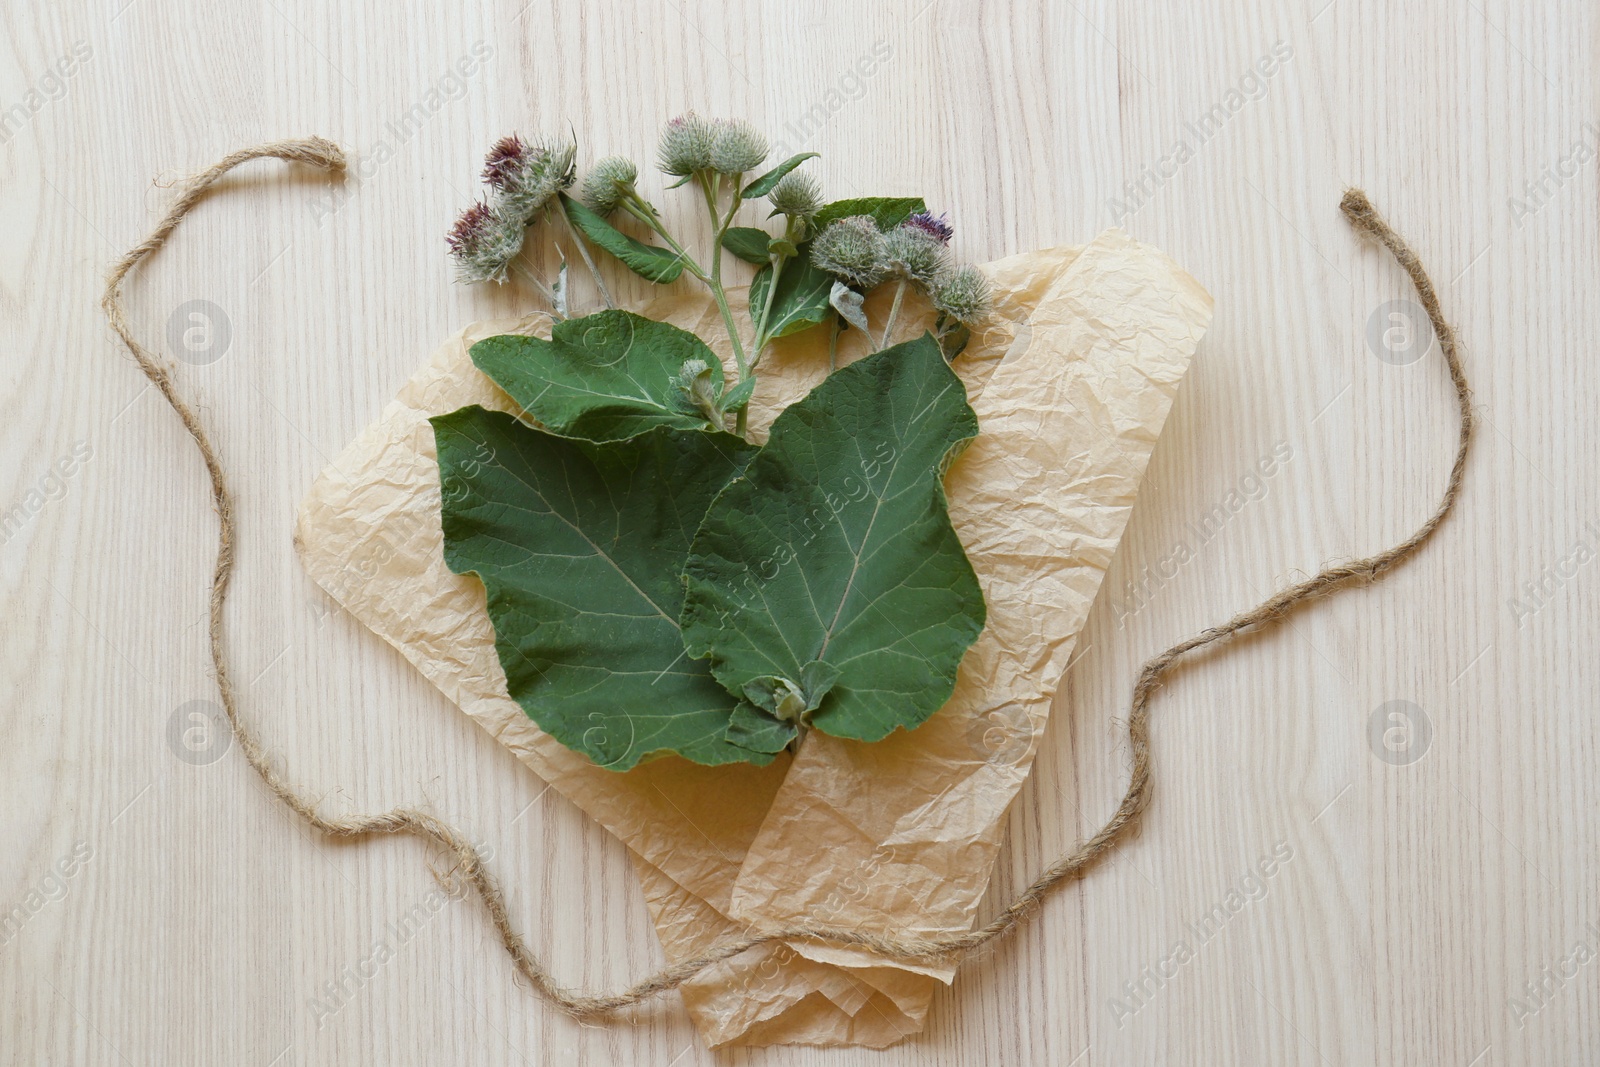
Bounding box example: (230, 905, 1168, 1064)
(6, 1, 1596, 1063)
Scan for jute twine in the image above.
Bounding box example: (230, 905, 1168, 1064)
(101, 138, 1473, 1019)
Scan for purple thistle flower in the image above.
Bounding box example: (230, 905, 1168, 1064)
(481, 135, 531, 191)
(447, 201, 496, 255)
(904, 210, 954, 245)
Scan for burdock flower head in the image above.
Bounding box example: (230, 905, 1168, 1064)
(708, 118, 768, 176)
(483, 134, 576, 222)
(811, 215, 888, 290)
(904, 210, 954, 244)
(881, 222, 952, 289)
(580, 155, 639, 217)
(447, 200, 526, 284)
(931, 264, 993, 325)
(767, 171, 822, 222)
(657, 112, 715, 177)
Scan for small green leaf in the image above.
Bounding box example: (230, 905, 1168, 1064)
(741, 152, 819, 199)
(721, 226, 772, 265)
(718, 377, 756, 414)
(725, 704, 797, 753)
(560, 194, 687, 284)
(742, 661, 840, 722)
(938, 322, 972, 360)
(750, 254, 835, 339)
(813, 196, 927, 231)
(768, 237, 798, 259)
(680, 335, 986, 743)
(433, 406, 769, 769)
(471, 310, 722, 443)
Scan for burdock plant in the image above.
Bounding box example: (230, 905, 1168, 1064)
(447, 115, 992, 436)
(435, 116, 994, 769)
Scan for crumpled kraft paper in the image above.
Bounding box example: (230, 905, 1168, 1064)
(294, 229, 1212, 1048)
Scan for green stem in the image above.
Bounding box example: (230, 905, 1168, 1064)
(878, 278, 907, 351)
(826, 315, 841, 372)
(699, 172, 754, 436)
(750, 252, 787, 366)
(621, 197, 708, 283)
(551, 198, 615, 308)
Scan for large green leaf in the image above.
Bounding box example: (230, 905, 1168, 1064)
(680, 334, 985, 743)
(432, 406, 769, 769)
(470, 310, 722, 443)
(560, 194, 687, 284)
(750, 197, 927, 341)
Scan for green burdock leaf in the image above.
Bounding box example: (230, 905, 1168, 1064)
(432, 405, 768, 770)
(560, 194, 687, 284)
(721, 226, 772, 265)
(680, 334, 985, 743)
(471, 310, 723, 443)
(812, 196, 926, 231)
(725, 704, 798, 753)
(750, 197, 927, 341)
(742, 152, 819, 199)
(749, 253, 835, 339)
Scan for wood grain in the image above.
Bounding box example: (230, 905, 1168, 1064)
(3, 0, 1596, 1062)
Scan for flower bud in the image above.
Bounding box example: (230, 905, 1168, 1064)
(767, 171, 822, 221)
(931, 264, 993, 325)
(810, 216, 888, 291)
(708, 118, 768, 176)
(482, 134, 576, 223)
(447, 201, 527, 284)
(657, 113, 715, 177)
(580, 156, 638, 216)
(882, 224, 952, 289)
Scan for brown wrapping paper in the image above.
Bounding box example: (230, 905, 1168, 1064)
(294, 229, 1212, 1047)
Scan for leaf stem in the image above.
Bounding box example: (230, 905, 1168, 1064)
(826, 314, 841, 372)
(509, 261, 564, 319)
(750, 252, 786, 364)
(620, 196, 708, 283)
(878, 278, 907, 350)
(699, 172, 754, 436)
(551, 197, 615, 308)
